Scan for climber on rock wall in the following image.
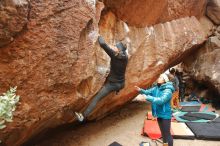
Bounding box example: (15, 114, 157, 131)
(75, 36, 128, 122)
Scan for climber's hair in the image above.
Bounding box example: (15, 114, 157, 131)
(119, 38, 128, 49)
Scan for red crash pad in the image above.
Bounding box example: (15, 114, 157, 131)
(142, 119, 175, 140)
(142, 120, 162, 140)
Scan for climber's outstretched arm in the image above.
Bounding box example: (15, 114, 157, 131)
(98, 36, 115, 57)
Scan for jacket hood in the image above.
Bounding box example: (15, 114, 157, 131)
(160, 81, 175, 92)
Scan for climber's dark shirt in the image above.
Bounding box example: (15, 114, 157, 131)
(98, 36, 128, 83)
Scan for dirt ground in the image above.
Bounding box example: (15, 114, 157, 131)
(34, 102, 220, 146)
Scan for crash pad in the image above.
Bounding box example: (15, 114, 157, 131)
(173, 111, 217, 123)
(171, 122, 195, 139)
(186, 122, 220, 140)
(142, 120, 162, 140)
(180, 101, 201, 112)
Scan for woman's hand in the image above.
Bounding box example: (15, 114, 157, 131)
(133, 95, 146, 102)
(135, 86, 141, 92)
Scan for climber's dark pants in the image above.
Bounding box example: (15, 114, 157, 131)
(83, 81, 124, 117)
(157, 118, 173, 146)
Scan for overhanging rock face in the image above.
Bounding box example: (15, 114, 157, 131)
(104, 0, 207, 27)
(92, 13, 206, 120)
(0, 0, 207, 145)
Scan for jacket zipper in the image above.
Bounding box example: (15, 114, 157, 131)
(157, 87, 165, 114)
(154, 87, 159, 117)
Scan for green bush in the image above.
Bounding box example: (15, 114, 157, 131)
(0, 87, 20, 130)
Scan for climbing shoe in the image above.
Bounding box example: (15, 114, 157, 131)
(75, 112, 84, 122)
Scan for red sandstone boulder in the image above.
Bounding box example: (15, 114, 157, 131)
(0, 0, 208, 145)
